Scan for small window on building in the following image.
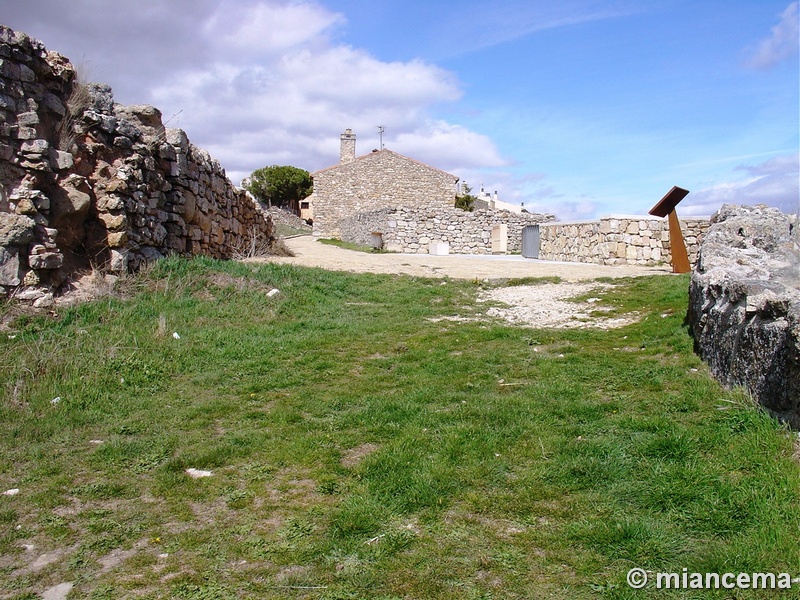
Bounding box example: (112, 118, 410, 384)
(301, 202, 310, 209)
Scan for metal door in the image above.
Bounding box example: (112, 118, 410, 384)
(521, 225, 540, 259)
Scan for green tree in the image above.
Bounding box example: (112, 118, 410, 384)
(245, 165, 312, 211)
(455, 183, 478, 212)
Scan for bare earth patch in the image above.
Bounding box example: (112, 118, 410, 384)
(341, 442, 380, 468)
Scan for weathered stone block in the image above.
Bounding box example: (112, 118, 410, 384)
(96, 193, 125, 212)
(17, 111, 39, 126)
(109, 249, 128, 272)
(28, 250, 63, 269)
(688, 204, 800, 426)
(41, 92, 66, 116)
(0, 212, 35, 246)
(20, 138, 49, 155)
(49, 149, 74, 170)
(98, 212, 126, 230)
(0, 246, 22, 287)
(106, 231, 128, 247)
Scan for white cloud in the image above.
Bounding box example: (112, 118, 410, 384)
(392, 122, 507, 173)
(683, 153, 800, 216)
(745, 1, 799, 69)
(204, 1, 344, 58)
(147, 39, 475, 181)
(175, 4, 503, 179)
(2, 0, 505, 184)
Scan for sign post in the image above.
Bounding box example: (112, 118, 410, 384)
(649, 186, 691, 274)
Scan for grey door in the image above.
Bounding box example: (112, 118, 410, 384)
(521, 225, 540, 259)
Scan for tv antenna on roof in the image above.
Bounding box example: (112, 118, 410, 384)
(377, 126, 385, 150)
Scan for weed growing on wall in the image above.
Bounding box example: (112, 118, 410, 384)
(56, 71, 91, 153)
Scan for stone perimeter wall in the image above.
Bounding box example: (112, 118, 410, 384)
(539, 215, 711, 266)
(339, 206, 556, 254)
(0, 26, 274, 298)
(339, 207, 709, 263)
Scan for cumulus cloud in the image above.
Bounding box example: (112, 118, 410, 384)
(682, 153, 800, 216)
(392, 123, 507, 173)
(744, 1, 799, 69)
(1, 0, 505, 185)
(204, 1, 344, 58)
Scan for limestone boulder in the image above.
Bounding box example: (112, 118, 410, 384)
(113, 104, 165, 141)
(688, 204, 800, 426)
(86, 83, 114, 114)
(49, 174, 93, 246)
(0, 212, 35, 246)
(0, 246, 22, 287)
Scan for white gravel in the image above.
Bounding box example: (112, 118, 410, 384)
(478, 282, 639, 329)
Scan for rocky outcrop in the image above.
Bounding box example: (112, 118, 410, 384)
(0, 25, 274, 299)
(688, 204, 800, 426)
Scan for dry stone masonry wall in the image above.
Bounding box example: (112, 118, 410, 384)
(341, 208, 708, 263)
(0, 26, 274, 299)
(539, 216, 710, 266)
(688, 204, 800, 427)
(339, 206, 556, 254)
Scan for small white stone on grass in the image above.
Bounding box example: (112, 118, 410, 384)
(3, 488, 20, 496)
(185, 468, 213, 478)
(50, 396, 61, 405)
(42, 582, 73, 600)
(172, 332, 181, 339)
(267, 288, 280, 297)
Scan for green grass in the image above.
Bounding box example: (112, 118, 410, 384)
(274, 224, 311, 238)
(318, 238, 387, 253)
(0, 258, 798, 599)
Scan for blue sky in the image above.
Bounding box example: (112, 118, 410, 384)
(3, 0, 798, 219)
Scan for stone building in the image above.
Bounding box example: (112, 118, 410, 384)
(311, 129, 459, 238)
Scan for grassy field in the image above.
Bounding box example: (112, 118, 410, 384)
(0, 258, 798, 599)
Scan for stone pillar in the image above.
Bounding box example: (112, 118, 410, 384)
(340, 129, 356, 165)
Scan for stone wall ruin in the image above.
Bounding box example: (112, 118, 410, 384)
(0, 26, 274, 302)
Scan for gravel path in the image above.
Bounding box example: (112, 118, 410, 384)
(252, 235, 671, 281)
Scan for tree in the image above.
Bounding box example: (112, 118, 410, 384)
(454, 183, 478, 212)
(244, 165, 312, 212)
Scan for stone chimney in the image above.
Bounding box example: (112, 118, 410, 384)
(340, 128, 356, 164)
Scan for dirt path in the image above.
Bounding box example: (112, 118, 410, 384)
(250, 235, 672, 281)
